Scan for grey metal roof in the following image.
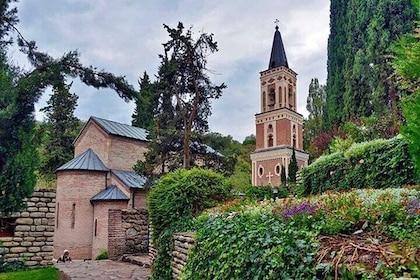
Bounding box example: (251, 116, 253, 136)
(91, 185, 129, 202)
(268, 26, 288, 69)
(55, 148, 109, 172)
(111, 169, 147, 189)
(91, 116, 148, 141)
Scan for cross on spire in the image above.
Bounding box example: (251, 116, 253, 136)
(274, 19, 279, 30)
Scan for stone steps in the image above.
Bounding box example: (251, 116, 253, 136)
(120, 254, 151, 268)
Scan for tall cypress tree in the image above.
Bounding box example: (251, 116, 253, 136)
(325, 0, 417, 130)
(288, 147, 298, 183)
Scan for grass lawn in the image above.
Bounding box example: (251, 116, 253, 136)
(0, 267, 59, 280)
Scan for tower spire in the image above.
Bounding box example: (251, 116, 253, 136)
(268, 21, 288, 69)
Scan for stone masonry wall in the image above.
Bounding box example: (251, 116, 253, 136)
(172, 232, 195, 279)
(0, 189, 56, 267)
(122, 209, 148, 254)
(108, 209, 148, 260)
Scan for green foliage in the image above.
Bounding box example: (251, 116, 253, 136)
(0, 260, 26, 273)
(132, 71, 156, 129)
(304, 78, 326, 157)
(390, 0, 420, 93)
(182, 212, 319, 280)
(302, 136, 419, 195)
(138, 22, 226, 173)
(325, 0, 417, 130)
(147, 168, 231, 279)
(393, 0, 420, 176)
(237, 184, 273, 200)
(0, 267, 59, 280)
(38, 82, 82, 178)
(227, 157, 252, 192)
(184, 188, 420, 279)
(242, 134, 256, 146)
(288, 147, 298, 183)
(401, 94, 420, 176)
(94, 249, 108, 260)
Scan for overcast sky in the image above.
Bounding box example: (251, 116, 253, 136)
(11, 1, 330, 142)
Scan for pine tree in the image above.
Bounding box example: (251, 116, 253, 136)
(135, 22, 226, 176)
(132, 72, 156, 129)
(39, 82, 81, 178)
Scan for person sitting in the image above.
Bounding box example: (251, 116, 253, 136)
(57, 249, 72, 263)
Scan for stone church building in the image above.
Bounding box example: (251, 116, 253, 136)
(251, 26, 309, 186)
(54, 116, 149, 260)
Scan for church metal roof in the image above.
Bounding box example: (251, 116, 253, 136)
(91, 116, 148, 141)
(268, 26, 289, 69)
(90, 185, 129, 202)
(55, 148, 109, 172)
(111, 169, 147, 189)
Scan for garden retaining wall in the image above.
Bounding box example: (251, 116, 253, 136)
(172, 232, 196, 279)
(0, 189, 56, 267)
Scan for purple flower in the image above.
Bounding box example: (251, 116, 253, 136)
(407, 198, 420, 216)
(281, 203, 318, 220)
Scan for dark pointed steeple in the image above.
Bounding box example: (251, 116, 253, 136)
(268, 25, 288, 69)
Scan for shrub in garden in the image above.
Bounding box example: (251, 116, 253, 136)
(301, 135, 419, 195)
(147, 168, 231, 280)
(95, 249, 108, 260)
(181, 211, 319, 280)
(181, 188, 420, 279)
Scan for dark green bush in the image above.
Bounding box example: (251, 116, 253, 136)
(147, 168, 231, 280)
(182, 212, 318, 280)
(301, 136, 419, 195)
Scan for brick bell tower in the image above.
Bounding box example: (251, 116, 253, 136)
(250, 24, 309, 186)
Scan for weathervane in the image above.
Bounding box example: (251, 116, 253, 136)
(274, 19, 279, 30)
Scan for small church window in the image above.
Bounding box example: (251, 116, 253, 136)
(71, 203, 76, 229)
(268, 88, 275, 108)
(275, 164, 281, 175)
(94, 219, 97, 237)
(267, 134, 273, 147)
(258, 166, 264, 177)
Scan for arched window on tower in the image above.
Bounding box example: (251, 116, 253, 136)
(262, 92, 266, 111)
(268, 88, 275, 109)
(268, 134, 274, 147)
(279, 86, 283, 107)
(292, 124, 297, 148)
(288, 84, 294, 110)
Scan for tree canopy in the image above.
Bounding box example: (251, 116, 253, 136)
(325, 0, 417, 130)
(135, 22, 228, 178)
